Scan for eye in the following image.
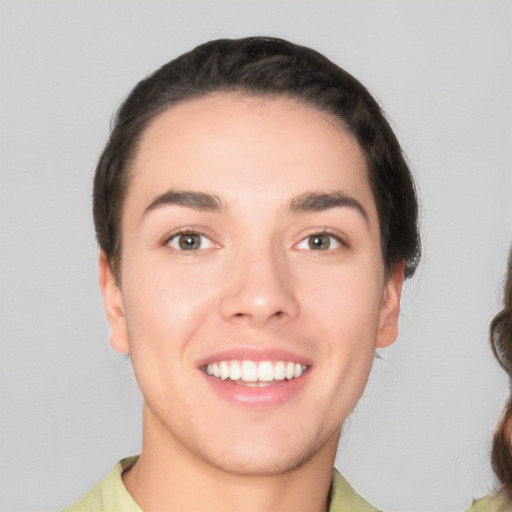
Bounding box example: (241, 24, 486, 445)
(296, 233, 343, 251)
(166, 232, 215, 251)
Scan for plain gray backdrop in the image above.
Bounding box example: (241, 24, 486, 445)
(1, 1, 511, 511)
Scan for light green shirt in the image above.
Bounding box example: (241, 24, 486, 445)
(64, 457, 511, 512)
(468, 492, 511, 512)
(63, 456, 380, 511)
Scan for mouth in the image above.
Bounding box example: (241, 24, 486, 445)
(202, 360, 309, 387)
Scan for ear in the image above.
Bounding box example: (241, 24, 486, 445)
(98, 251, 130, 354)
(376, 260, 405, 348)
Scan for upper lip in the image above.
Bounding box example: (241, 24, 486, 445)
(196, 347, 312, 368)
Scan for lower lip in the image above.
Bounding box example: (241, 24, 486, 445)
(201, 371, 310, 408)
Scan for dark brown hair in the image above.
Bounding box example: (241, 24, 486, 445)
(491, 250, 512, 500)
(93, 37, 420, 281)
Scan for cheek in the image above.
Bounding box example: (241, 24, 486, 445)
(120, 267, 218, 402)
(298, 263, 384, 395)
(300, 264, 384, 337)
(120, 257, 221, 357)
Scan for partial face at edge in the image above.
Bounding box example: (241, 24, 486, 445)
(99, 94, 403, 475)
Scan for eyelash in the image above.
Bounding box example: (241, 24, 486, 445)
(163, 229, 217, 252)
(162, 228, 347, 253)
(295, 230, 348, 252)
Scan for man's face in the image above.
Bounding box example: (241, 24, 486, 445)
(101, 94, 403, 475)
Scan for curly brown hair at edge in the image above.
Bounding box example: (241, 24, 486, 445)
(491, 250, 512, 504)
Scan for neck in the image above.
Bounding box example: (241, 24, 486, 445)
(122, 405, 339, 512)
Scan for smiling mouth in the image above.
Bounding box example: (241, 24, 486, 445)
(202, 360, 309, 387)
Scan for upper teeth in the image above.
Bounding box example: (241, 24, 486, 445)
(205, 360, 307, 382)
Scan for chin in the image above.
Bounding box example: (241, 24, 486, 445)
(192, 426, 331, 477)
(203, 445, 315, 477)
(144, 394, 342, 477)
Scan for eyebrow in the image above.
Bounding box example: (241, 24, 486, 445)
(287, 191, 369, 224)
(143, 190, 224, 216)
(142, 188, 369, 224)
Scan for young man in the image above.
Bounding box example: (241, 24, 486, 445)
(64, 37, 420, 511)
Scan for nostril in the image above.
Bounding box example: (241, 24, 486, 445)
(219, 283, 300, 325)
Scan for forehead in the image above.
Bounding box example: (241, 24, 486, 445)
(125, 93, 375, 220)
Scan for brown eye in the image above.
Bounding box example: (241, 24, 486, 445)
(167, 233, 213, 251)
(296, 233, 342, 251)
(179, 234, 200, 250)
(308, 234, 331, 250)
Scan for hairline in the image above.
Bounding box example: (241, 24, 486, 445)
(111, 89, 387, 284)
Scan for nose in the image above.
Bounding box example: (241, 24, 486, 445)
(219, 247, 300, 327)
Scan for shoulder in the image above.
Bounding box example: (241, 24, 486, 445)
(468, 491, 512, 512)
(330, 469, 381, 512)
(62, 456, 141, 512)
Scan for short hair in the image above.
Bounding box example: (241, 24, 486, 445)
(93, 36, 420, 282)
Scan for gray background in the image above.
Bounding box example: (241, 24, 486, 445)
(1, 1, 511, 511)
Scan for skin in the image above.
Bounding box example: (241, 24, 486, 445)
(99, 94, 404, 512)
